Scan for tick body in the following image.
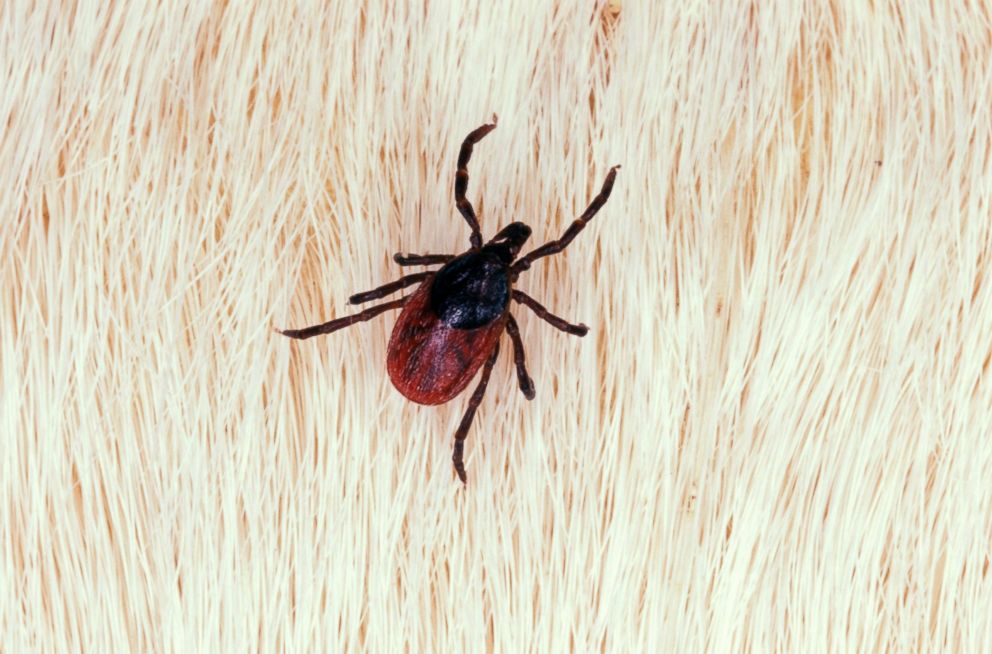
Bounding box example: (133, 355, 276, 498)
(387, 251, 513, 405)
(280, 117, 619, 483)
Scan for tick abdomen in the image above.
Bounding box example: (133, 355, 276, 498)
(386, 280, 506, 406)
(430, 252, 510, 329)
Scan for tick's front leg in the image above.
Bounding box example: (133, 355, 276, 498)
(455, 117, 498, 250)
(393, 253, 454, 266)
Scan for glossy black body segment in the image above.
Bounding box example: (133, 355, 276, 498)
(430, 252, 510, 329)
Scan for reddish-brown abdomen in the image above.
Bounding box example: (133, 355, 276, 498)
(387, 279, 506, 405)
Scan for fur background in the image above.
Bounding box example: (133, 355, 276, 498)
(3, 1, 991, 651)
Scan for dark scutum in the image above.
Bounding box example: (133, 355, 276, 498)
(430, 252, 510, 329)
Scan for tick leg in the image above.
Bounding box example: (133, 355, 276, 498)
(393, 253, 454, 266)
(452, 342, 500, 484)
(512, 165, 620, 274)
(455, 118, 498, 250)
(279, 297, 406, 340)
(512, 290, 589, 336)
(349, 272, 432, 304)
(505, 314, 535, 400)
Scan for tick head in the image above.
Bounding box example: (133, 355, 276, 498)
(484, 222, 531, 263)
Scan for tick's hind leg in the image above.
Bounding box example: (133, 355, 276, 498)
(452, 342, 500, 484)
(505, 314, 535, 400)
(455, 118, 498, 250)
(279, 297, 406, 340)
(349, 271, 432, 304)
(512, 165, 620, 273)
(512, 290, 589, 336)
(393, 253, 454, 266)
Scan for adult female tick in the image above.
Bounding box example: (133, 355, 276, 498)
(280, 118, 619, 483)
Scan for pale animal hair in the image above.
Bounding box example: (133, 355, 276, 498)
(2, 1, 991, 651)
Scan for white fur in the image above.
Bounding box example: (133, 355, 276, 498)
(2, 1, 991, 650)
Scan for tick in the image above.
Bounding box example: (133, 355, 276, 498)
(280, 118, 619, 483)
